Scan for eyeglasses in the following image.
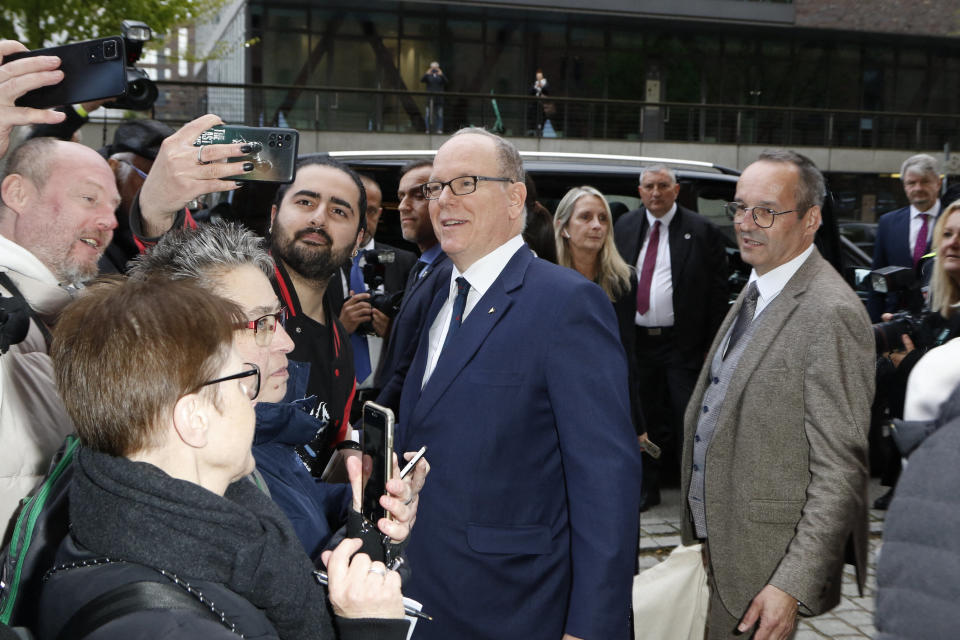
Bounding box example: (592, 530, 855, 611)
(202, 363, 261, 401)
(241, 308, 288, 347)
(724, 202, 799, 229)
(421, 175, 515, 200)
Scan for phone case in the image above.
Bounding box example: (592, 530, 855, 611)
(193, 125, 299, 183)
(361, 401, 395, 524)
(8, 37, 127, 109)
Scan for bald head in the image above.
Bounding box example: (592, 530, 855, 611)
(0, 139, 119, 285)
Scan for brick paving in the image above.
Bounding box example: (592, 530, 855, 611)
(637, 479, 888, 639)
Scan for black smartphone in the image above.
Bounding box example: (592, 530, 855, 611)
(193, 125, 299, 183)
(7, 37, 127, 109)
(361, 401, 395, 524)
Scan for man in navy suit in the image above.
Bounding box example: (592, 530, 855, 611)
(375, 160, 451, 412)
(396, 129, 641, 640)
(869, 153, 942, 322)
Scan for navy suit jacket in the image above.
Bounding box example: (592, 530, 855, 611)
(374, 251, 452, 412)
(869, 206, 936, 321)
(396, 245, 642, 640)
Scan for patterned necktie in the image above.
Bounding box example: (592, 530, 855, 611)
(725, 281, 759, 359)
(913, 213, 930, 267)
(636, 220, 661, 316)
(349, 250, 372, 382)
(442, 277, 470, 352)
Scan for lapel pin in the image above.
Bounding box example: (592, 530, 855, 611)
(684, 233, 691, 239)
(488, 307, 495, 314)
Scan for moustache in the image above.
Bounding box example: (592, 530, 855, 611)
(295, 227, 332, 245)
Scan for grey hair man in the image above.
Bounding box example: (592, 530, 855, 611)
(869, 152, 943, 321)
(613, 161, 728, 511)
(681, 149, 873, 640)
(395, 127, 641, 640)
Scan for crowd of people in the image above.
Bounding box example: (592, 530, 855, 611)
(2, 36, 960, 640)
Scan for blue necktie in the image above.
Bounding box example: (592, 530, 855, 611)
(349, 250, 372, 382)
(442, 277, 470, 352)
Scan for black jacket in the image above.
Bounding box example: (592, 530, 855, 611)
(613, 205, 729, 365)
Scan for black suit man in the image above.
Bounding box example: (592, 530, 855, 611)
(326, 174, 416, 416)
(614, 165, 728, 509)
(869, 153, 942, 322)
(375, 160, 452, 412)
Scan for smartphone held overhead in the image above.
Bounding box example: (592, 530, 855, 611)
(194, 124, 300, 183)
(7, 37, 127, 110)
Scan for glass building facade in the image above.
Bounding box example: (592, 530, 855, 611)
(244, 0, 960, 145)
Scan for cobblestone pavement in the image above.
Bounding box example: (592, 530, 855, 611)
(637, 479, 888, 639)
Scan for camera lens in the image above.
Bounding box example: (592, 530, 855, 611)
(103, 40, 118, 60)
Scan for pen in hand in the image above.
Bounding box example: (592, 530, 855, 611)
(312, 570, 433, 621)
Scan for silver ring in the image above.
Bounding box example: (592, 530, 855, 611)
(368, 566, 386, 577)
(197, 146, 211, 165)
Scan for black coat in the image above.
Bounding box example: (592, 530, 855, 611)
(613, 205, 729, 365)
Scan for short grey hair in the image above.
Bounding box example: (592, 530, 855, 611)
(639, 164, 678, 186)
(128, 222, 274, 290)
(900, 154, 939, 180)
(449, 127, 525, 183)
(756, 149, 826, 214)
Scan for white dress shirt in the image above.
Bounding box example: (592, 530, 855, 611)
(422, 234, 526, 387)
(909, 200, 940, 255)
(634, 204, 676, 327)
(747, 243, 815, 318)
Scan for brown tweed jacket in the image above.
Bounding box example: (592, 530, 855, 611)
(680, 248, 873, 618)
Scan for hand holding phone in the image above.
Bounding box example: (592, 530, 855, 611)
(0, 40, 68, 157)
(361, 401, 395, 525)
(193, 124, 299, 183)
(5, 37, 126, 110)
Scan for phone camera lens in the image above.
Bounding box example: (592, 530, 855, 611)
(285, 134, 292, 141)
(269, 140, 276, 147)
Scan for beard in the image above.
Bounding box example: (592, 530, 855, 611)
(270, 223, 353, 282)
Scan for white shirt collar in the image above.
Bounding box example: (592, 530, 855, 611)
(450, 234, 525, 298)
(748, 243, 815, 306)
(645, 203, 677, 229)
(910, 199, 941, 219)
(360, 237, 376, 252)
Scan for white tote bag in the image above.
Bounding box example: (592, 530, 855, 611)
(633, 543, 708, 640)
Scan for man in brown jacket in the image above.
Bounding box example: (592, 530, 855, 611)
(681, 149, 873, 640)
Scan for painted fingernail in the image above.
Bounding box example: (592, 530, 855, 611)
(240, 142, 262, 153)
(235, 181, 245, 187)
(242, 162, 254, 171)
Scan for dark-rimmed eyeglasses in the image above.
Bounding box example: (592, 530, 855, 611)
(202, 363, 261, 401)
(724, 202, 799, 229)
(421, 176, 515, 200)
(242, 308, 288, 347)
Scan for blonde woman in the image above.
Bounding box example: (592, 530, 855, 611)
(554, 185, 643, 435)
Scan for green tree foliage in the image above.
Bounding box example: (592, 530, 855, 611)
(1, 0, 227, 50)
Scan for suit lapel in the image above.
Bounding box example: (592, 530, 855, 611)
(669, 207, 692, 284)
(717, 251, 821, 426)
(408, 248, 529, 428)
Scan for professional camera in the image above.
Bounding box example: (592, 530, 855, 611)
(854, 265, 931, 352)
(105, 20, 158, 111)
(357, 250, 404, 336)
(0, 294, 31, 355)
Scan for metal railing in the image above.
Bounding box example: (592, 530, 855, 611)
(150, 80, 960, 150)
